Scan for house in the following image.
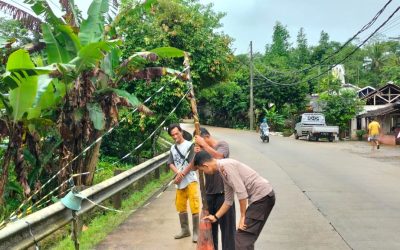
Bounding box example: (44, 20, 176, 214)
(357, 86, 375, 98)
(351, 83, 400, 145)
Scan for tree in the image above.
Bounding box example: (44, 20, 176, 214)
(292, 27, 310, 66)
(267, 22, 291, 58)
(118, 0, 234, 88)
(0, 0, 186, 212)
(311, 31, 331, 63)
(199, 82, 247, 128)
(318, 90, 365, 136)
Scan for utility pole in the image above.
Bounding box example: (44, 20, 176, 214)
(249, 41, 254, 130)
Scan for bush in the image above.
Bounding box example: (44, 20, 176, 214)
(356, 129, 367, 141)
(282, 128, 293, 137)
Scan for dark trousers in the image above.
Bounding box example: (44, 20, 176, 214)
(207, 193, 236, 250)
(235, 191, 275, 250)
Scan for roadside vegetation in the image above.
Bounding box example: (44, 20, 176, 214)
(0, 0, 399, 247)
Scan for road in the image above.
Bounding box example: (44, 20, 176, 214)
(96, 124, 400, 250)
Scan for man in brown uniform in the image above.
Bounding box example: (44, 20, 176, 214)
(193, 150, 275, 250)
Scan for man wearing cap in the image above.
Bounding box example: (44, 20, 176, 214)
(193, 150, 275, 250)
(192, 127, 236, 250)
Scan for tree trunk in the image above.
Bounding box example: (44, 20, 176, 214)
(82, 135, 102, 186)
(0, 144, 13, 205)
(0, 123, 24, 204)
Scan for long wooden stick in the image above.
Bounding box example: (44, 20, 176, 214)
(183, 52, 208, 211)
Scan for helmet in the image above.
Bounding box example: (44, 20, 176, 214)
(262, 118, 266, 122)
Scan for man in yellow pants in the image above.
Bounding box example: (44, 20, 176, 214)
(167, 123, 200, 243)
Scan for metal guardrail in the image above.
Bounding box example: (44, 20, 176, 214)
(0, 151, 170, 250)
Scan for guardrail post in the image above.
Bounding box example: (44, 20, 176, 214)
(112, 169, 123, 209)
(155, 167, 160, 179)
(71, 211, 80, 250)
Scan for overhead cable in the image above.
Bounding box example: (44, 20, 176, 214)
(252, 5, 400, 87)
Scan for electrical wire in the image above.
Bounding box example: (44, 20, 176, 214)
(254, 0, 394, 76)
(111, 88, 191, 165)
(2, 67, 190, 226)
(252, 5, 400, 88)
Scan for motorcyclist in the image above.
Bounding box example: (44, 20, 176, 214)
(260, 118, 269, 137)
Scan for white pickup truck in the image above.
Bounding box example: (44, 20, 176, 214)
(294, 113, 339, 142)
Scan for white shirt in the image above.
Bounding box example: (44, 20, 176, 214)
(167, 140, 198, 189)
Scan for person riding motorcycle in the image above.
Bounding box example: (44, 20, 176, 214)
(260, 118, 269, 135)
(260, 118, 270, 142)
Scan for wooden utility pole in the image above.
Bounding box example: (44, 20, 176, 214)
(249, 41, 254, 130)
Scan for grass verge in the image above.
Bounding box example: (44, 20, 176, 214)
(50, 171, 173, 250)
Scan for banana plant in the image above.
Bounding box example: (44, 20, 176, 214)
(0, 0, 187, 207)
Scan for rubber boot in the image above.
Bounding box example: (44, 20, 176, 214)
(192, 213, 199, 243)
(174, 212, 191, 239)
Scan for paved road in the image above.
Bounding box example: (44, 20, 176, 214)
(97, 124, 400, 250)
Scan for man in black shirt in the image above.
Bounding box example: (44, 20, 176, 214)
(194, 128, 236, 250)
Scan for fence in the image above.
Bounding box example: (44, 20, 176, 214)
(0, 151, 170, 249)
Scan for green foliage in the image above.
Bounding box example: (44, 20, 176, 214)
(101, 76, 190, 161)
(88, 103, 105, 130)
(6, 49, 38, 121)
(150, 47, 185, 58)
(118, 0, 234, 88)
(356, 129, 367, 141)
(318, 90, 365, 133)
(0, 17, 36, 47)
(266, 21, 291, 58)
(78, 0, 109, 46)
(0, 0, 187, 211)
(262, 106, 285, 131)
(199, 82, 248, 128)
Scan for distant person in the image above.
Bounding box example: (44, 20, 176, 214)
(193, 151, 275, 250)
(167, 123, 199, 243)
(260, 118, 269, 133)
(368, 117, 381, 150)
(191, 127, 236, 250)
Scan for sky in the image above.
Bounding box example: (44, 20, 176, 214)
(3, 0, 400, 55)
(199, 0, 400, 54)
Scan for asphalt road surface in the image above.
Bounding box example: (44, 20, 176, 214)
(97, 124, 400, 250)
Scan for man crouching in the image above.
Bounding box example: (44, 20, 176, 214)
(193, 150, 275, 250)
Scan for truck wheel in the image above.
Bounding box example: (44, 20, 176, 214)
(295, 133, 299, 140)
(329, 136, 334, 142)
(315, 136, 319, 142)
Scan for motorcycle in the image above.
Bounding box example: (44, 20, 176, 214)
(260, 127, 270, 143)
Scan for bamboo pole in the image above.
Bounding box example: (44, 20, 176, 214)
(183, 52, 208, 211)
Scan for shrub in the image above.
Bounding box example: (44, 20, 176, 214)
(356, 129, 367, 141)
(282, 128, 294, 137)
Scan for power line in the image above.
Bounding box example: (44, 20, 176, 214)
(112, 88, 191, 165)
(252, 5, 400, 88)
(256, 0, 394, 76)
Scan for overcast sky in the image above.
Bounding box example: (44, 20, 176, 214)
(199, 0, 400, 54)
(3, 0, 400, 55)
